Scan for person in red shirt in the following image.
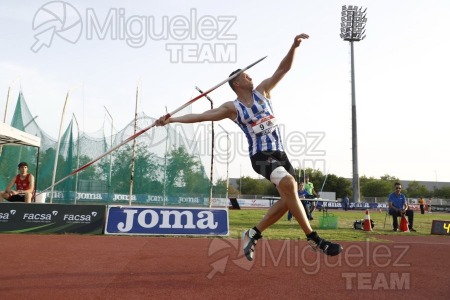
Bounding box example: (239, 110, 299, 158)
(1, 162, 35, 203)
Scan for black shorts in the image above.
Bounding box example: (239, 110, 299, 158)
(250, 151, 296, 181)
(7, 194, 26, 202)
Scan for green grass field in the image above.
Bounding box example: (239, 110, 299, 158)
(228, 209, 450, 242)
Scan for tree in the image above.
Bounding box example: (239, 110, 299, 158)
(263, 181, 278, 196)
(237, 176, 278, 196)
(109, 144, 161, 194)
(380, 174, 400, 186)
(406, 181, 431, 198)
(359, 174, 400, 198)
(165, 146, 208, 196)
(77, 155, 98, 181)
(215, 178, 240, 196)
(214, 178, 228, 196)
(36, 147, 70, 191)
(434, 186, 450, 199)
(183, 167, 210, 195)
(361, 178, 392, 198)
(322, 174, 352, 199)
(239, 176, 265, 195)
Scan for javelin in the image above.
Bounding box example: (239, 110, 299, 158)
(38, 56, 267, 194)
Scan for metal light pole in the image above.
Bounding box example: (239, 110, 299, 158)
(72, 114, 80, 204)
(239, 164, 242, 196)
(195, 86, 214, 207)
(163, 106, 169, 206)
(50, 91, 70, 203)
(218, 124, 230, 199)
(340, 5, 367, 203)
(129, 86, 139, 206)
(104, 106, 113, 201)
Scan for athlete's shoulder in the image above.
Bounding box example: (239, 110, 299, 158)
(254, 86, 271, 99)
(220, 101, 238, 120)
(221, 101, 236, 110)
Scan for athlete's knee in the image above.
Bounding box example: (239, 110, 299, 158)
(270, 167, 294, 187)
(278, 175, 296, 191)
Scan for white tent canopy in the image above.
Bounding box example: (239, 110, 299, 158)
(0, 122, 41, 147)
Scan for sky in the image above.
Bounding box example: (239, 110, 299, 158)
(1, 0, 449, 184)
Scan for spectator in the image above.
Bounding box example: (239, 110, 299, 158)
(1, 162, 35, 203)
(418, 197, 425, 214)
(288, 182, 311, 222)
(342, 195, 349, 211)
(304, 175, 318, 217)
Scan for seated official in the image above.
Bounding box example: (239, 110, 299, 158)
(288, 182, 313, 222)
(304, 176, 319, 217)
(388, 182, 416, 232)
(1, 162, 35, 203)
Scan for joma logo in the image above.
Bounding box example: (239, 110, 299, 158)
(117, 209, 218, 232)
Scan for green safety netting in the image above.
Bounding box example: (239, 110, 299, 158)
(0, 92, 227, 205)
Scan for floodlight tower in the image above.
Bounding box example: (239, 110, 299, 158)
(340, 5, 367, 203)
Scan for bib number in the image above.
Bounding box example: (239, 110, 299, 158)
(252, 115, 277, 136)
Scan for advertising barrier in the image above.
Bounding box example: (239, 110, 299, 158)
(234, 199, 391, 210)
(46, 191, 210, 206)
(0, 203, 106, 234)
(315, 202, 389, 210)
(105, 206, 229, 236)
(210, 198, 229, 207)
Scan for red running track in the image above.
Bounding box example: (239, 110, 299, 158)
(0, 234, 449, 299)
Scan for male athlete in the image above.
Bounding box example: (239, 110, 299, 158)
(157, 34, 343, 260)
(1, 162, 35, 203)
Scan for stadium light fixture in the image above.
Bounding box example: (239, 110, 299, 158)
(340, 5, 368, 203)
(340, 5, 367, 42)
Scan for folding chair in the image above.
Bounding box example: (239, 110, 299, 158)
(383, 206, 390, 229)
(384, 205, 403, 230)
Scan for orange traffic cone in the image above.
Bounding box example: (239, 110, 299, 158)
(363, 209, 372, 231)
(399, 214, 409, 232)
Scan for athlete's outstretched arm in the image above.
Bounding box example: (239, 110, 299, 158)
(256, 33, 309, 97)
(155, 101, 236, 126)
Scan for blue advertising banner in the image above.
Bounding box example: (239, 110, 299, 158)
(315, 201, 389, 210)
(105, 206, 229, 236)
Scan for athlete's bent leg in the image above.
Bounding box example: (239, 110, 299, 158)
(244, 166, 342, 259)
(254, 167, 312, 234)
(276, 173, 313, 234)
